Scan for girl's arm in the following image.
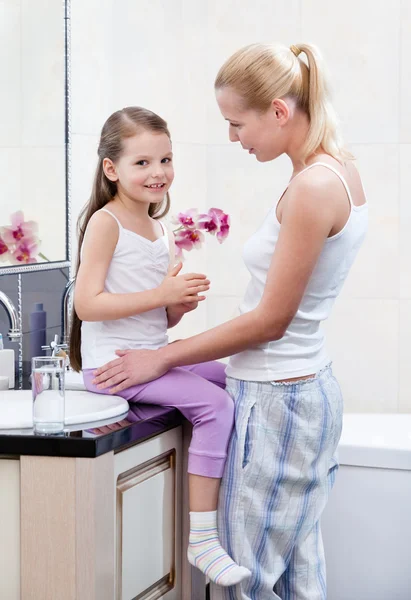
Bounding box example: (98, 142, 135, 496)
(75, 212, 209, 322)
(93, 170, 340, 391)
(165, 227, 183, 328)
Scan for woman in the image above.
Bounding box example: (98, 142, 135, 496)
(92, 42, 368, 599)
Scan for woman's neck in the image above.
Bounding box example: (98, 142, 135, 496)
(285, 109, 319, 173)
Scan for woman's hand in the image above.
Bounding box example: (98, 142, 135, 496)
(92, 348, 169, 393)
(158, 263, 209, 306)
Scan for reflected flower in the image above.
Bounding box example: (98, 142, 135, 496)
(9, 237, 40, 265)
(1, 211, 39, 246)
(0, 236, 9, 262)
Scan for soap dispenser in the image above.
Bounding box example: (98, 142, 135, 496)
(0, 333, 15, 388)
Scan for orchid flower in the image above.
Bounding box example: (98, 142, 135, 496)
(171, 207, 230, 261)
(9, 236, 40, 265)
(1, 211, 39, 246)
(172, 208, 199, 230)
(198, 208, 230, 243)
(0, 236, 9, 262)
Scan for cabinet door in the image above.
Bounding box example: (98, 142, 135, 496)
(0, 458, 20, 600)
(115, 427, 182, 600)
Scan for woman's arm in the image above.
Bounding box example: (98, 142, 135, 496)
(92, 172, 339, 391)
(75, 212, 209, 322)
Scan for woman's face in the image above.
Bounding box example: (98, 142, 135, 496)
(216, 87, 288, 162)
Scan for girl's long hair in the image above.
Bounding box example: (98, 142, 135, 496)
(69, 107, 171, 372)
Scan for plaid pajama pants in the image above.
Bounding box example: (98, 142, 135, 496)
(210, 364, 343, 600)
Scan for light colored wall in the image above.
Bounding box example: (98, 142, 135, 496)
(0, 0, 66, 263)
(71, 0, 409, 413)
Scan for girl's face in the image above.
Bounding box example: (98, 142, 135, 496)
(216, 87, 289, 162)
(105, 131, 174, 204)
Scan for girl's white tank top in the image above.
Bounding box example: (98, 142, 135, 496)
(226, 162, 368, 381)
(81, 208, 170, 369)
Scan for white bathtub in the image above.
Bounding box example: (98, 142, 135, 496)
(322, 413, 411, 600)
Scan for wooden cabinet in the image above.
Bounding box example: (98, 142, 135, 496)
(0, 458, 20, 600)
(114, 427, 182, 600)
(1, 424, 205, 599)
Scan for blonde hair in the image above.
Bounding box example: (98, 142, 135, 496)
(215, 43, 352, 163)
(70, 106, 171, 372)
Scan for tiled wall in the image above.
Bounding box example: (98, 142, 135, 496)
(70, 0, 410, 413)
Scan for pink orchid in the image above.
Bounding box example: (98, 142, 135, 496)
(172, 209, 199, 230)
(171, 206, 230, 260)
(217, 211, 230, 243)
(174, 228, 204, 252)
(198, 208, 231, 243)
(0, 236, 9, 262)
(1, 211, 39, 246)
(9, 237, 40, 265)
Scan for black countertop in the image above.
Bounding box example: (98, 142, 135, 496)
(0, 404, 185, 458)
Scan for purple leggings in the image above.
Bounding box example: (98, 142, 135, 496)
(83, 361, 234, 478)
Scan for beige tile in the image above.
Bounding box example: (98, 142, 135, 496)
(111, 0, 185, 139)
(0, 148, 21, 218)
(399, 300, 411, 412)
(206, 294, 243, 328)
(71, 0, 113, 136)
(340, 145, 399, 300)
(400, 0, 411, 142)
(302, 0, 400, 144)
(21, 0, 65, 146)
(0, 2, 21, 146)
(400, 145, 411, 298)
(168, 299, 207, 342)
(324, 298, 399, 413)
(168, 144, 207, 213)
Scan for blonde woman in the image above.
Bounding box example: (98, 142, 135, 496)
(93, 43, 368, 599)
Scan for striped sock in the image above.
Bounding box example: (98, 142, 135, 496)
(187, 510, 251, 587)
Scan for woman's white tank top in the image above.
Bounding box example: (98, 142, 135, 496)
(81, 209, 170, 369)
(226, 162, 368, 382)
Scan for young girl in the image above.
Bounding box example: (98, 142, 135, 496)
(69, 106, 251, 587)
(92, 45, 368, 600)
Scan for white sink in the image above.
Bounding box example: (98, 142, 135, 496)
(0, 389, 129, 430)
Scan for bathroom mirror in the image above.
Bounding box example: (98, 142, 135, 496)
(0, 0, 70, 275)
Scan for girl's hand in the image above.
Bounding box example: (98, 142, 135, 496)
(158, 263, 210, 306)
(166, 298, 199, 327)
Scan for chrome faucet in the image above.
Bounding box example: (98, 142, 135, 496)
(0, 290, 21, 341)
(61, 278, 75, 347)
